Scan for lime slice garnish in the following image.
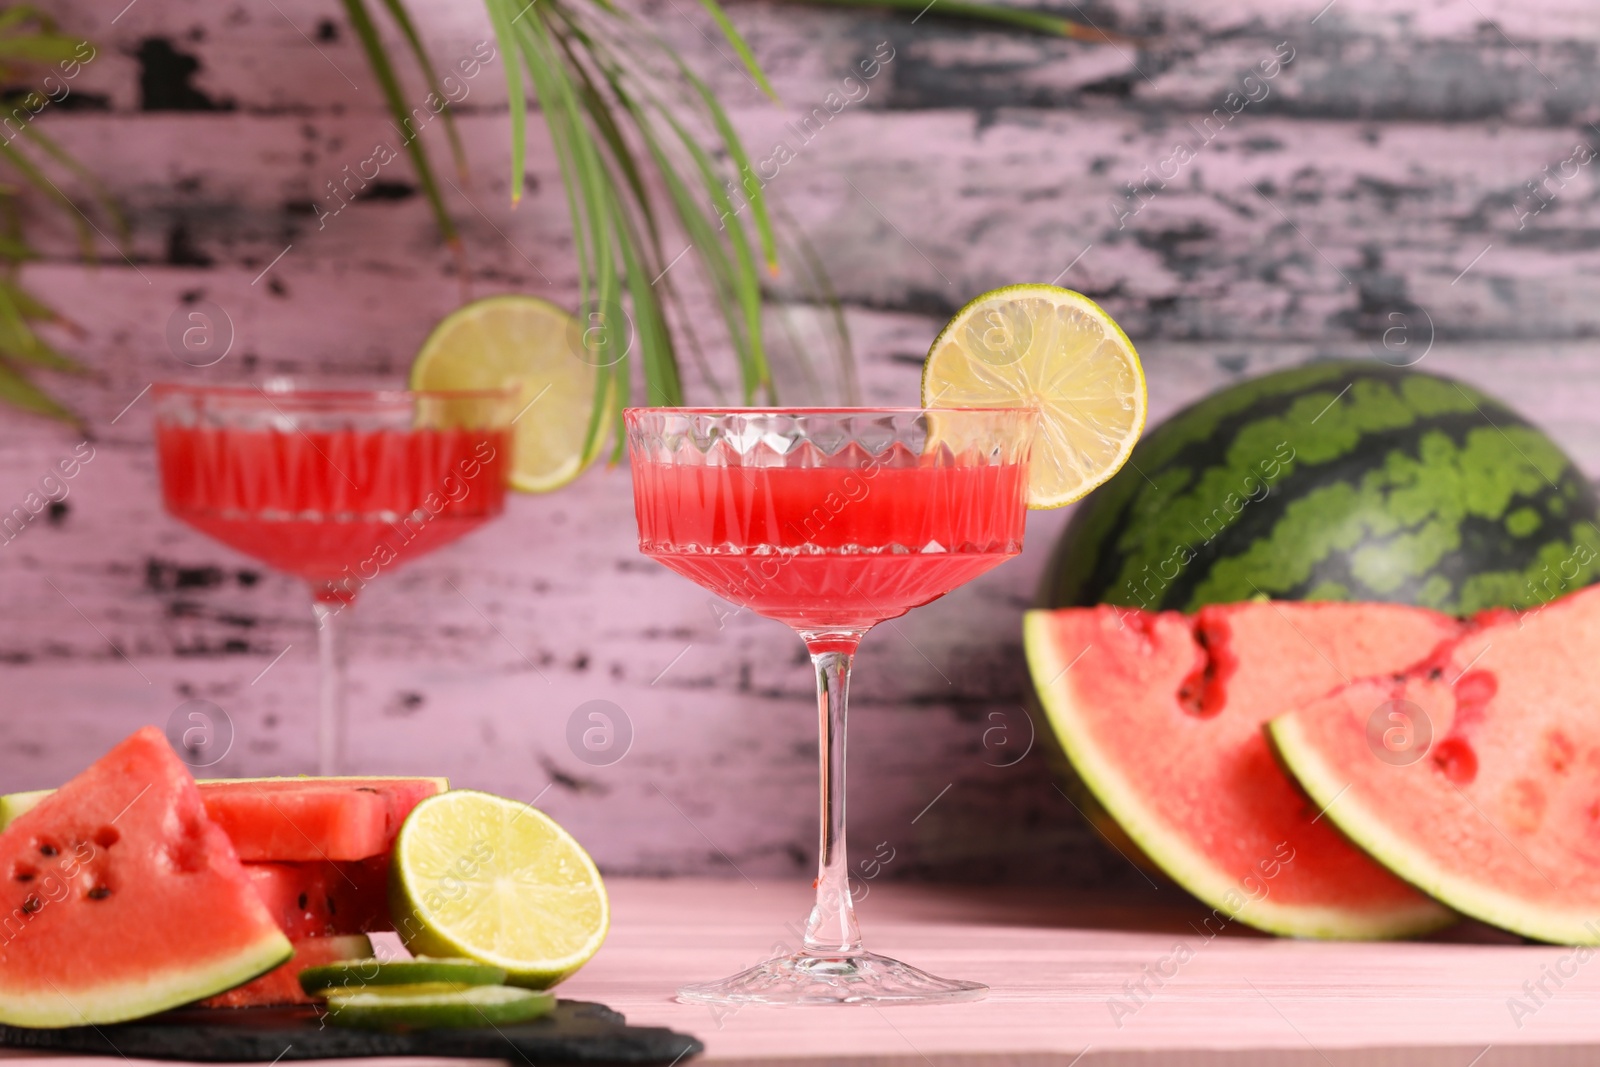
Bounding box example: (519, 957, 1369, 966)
(390, 790, 609, 989)
(923, 284, 1147, 509)
(299, 957, 506, 998)
(324, 984, 555, 1029)
(410, 295, 616, 493)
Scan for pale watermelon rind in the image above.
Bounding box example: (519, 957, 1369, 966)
(0, 776, 451, 833)
(0, 931, 292, 1029)
(1023, 611, 1455, 940)
(0, 789, 48, 831)
(1265, 712, 1600, 945)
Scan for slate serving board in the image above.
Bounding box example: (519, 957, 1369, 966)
(0, 1001, 701, 1064)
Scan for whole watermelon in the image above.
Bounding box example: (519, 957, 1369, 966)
(1045, 360, 1600, 615)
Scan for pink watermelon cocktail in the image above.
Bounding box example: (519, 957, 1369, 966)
(632, 443, 1028, 630)
(154, 384, 516, 774)
(626, 407, 1037, 1006)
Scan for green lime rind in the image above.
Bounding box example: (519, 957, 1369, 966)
(299, 957, 507, 998)
(324, 984, 555, 1030)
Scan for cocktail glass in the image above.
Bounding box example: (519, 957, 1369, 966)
(627, 406, 1038, 1005)
(154, 382, 516, 775)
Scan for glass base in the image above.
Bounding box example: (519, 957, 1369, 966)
(677, 951, 987, 1005)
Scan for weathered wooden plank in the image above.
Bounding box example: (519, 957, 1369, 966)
(22, 108, 1600, 339)
(43, 0, 1600, 123)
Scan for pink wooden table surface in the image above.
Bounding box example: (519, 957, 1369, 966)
(8, 877, 1600, 1065)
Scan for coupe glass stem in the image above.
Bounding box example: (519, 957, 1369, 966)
(311, 590, 349, 776)
(802, 631, 866, 956)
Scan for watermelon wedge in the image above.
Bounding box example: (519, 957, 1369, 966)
(0, 776, 448, 862)
(1268, 584, 1600, 943)
(1025, 600, 1461, 938)
(244, 857, 392, 938)
(199, 934, 374, 1008)
(0, 728, 292, 1027)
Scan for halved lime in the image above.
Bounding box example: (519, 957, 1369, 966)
(299, 957, 506, 998)
(922, 284, 1147, 509)
(389, 790, 609, 989)
(410, 295, 617, 493)
(324, 984, 555, 1030)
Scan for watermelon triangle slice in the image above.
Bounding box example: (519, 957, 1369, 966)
(1268, 584, 1600, 943)
(1025, 600, 1460, 938)
(0, 727, 292, 1027)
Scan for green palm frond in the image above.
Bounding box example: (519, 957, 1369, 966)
(343, 0, 1128, 460)
(339, 0, 461, 259)
(0, 6, 113, 428)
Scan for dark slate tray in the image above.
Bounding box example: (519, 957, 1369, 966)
(0, 1000, 701, 1064)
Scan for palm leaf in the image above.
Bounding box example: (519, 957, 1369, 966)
(0, 37, 81, 63)
(0, 281, 78, 372)
(534, 3, 786, 403)
(695, 0, 778, 100)
(482, 0, 529, 204)
(353, 0, 1117, 457)
(339, 0, 461, 255)
(373, 0, 470, 180)
(511, 8, 624, 456)
(0, 358, 76, 425)
(15, 124, 125, 241)
(0, 136, 92, 258)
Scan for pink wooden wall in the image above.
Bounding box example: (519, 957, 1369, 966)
(2, 0, 1598, 888)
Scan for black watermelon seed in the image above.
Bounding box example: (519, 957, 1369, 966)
(87, 886, 111, 900)
(21, 896, 41, 913)
(38, 845, 57, 857)
(297, 892, 308, 910)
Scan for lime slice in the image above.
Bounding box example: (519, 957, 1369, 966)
(299, 957, 506, 998)
(922, 284, 1147, 509)
(390, 790, 609, 989)
(410, 295, 616, 493)
(324, 984, 555, 1030)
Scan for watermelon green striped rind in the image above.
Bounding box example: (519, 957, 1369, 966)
(201, 934, 375, 1008)
(1044, 361, 1600, 615)
(1267, 584, 1600, 944)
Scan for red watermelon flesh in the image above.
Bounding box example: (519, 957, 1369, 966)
(244, 857, 392, 938)
(3, 777, 449, 862)
(1025, 600, 1461, 938)
(0, 728, 292, 1027)
(199, 777, 446, 861)
(203, 785, 387, 862)
(198, 934, 373, 1008)
(1269, 583, 1600, 943)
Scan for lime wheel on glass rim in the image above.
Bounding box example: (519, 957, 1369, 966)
(923, 284, 1147, 509)
(411, 295, 619, 493)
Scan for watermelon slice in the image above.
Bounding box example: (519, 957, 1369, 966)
(1268, 584, 1600, 943)
(0, 776, 448, 862)
(1025, 600, 1461, 938)
(244, 857, 392, 938)
(0, 728, 292, 1027)
(199, 934, 374, 1008)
